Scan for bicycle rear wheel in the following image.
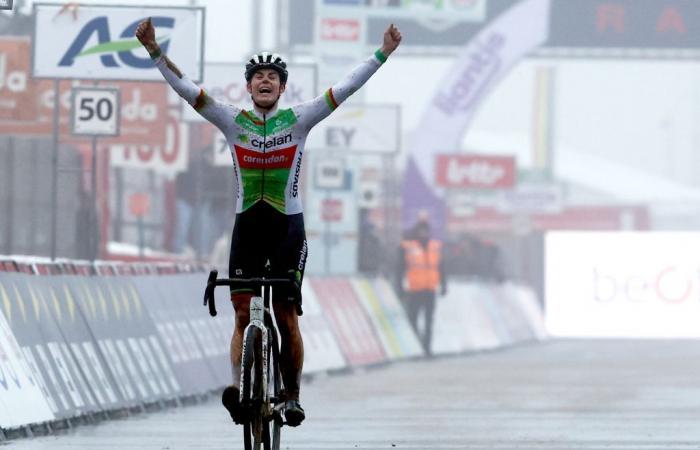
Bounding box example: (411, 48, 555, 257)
(241, 327, 264, 450)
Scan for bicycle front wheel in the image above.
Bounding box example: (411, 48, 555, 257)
(241, 327, 265, 450)
(268, 327, 282, 450)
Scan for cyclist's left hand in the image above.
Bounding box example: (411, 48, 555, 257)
(381, 24, 402, 57)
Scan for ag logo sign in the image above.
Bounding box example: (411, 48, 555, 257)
(32, 4, 204, 81)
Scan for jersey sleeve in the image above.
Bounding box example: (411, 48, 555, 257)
(153, 54, 239, 133)
(294, 50, 388, 130)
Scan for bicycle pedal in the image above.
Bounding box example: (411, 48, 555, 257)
(272, 403, 286, 424)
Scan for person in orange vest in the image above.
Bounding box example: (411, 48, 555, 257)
(396, 218, 447, 356)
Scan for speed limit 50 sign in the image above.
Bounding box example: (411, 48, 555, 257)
(71, 87, 121, 136)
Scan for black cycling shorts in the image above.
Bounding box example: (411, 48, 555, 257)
(228, 201, 307, 306)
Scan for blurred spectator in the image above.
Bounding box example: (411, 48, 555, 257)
(445, 233, 507, 284)
(358, 212, 383, 276)
(173, 148, 217, 257)
(396, 216, 447, 356)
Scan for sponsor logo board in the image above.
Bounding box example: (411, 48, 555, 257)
(33, 4, 204, 81)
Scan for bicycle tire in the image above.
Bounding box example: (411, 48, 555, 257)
(269, 327, 282, 450)
(241, 327, 264, 450)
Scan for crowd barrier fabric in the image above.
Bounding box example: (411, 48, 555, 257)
(0, 256, 546, 432)
(164, 273, 231, 387)
(432, 283, 503, 354)
(131, 275, 219, 396)
(298, 283, 346, 373)
(351, 278, 424, 359)
(1, 271, 100, 418)
(309, 278, 386, 366)
(0, 272, 55, 427)
(490, 283, 545, 342)
(49, 275, 128, 410)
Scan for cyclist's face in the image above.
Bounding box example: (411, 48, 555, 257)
(247, 69, 286, 108)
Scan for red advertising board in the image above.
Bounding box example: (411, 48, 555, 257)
(320, 18, 361, 41)
(0, 37, 47, 130)
(447, 205, 650, 233)
(435, 154, 516, 189)
(309, 278, 385, 366)
(321, 199, 343, 222)
(0, 37, 167, 144)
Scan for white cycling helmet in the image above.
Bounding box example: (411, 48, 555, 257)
(245, 52, 288, 84)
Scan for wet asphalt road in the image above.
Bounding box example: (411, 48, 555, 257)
(5, 339, 700, 449)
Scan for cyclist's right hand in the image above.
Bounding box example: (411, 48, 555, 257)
(135, 17, 157, 50)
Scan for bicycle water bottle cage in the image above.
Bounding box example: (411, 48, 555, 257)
(250, 296, 265, 323)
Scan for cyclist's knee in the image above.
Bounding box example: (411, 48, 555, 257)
(231, 292, 253, 326)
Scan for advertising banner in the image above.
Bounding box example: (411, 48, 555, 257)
(33, 4, 205, 81)
(0, 38, 43, 124)
(351, 278, 423, 359)
(546, 232, 700, 337)
(298, 281, 346, 373)
(309, 277, 385, 366)
(435, 154, 516, 189)
(544, 0, 700, 54)
(321, 0, 487, 21)
(160, 273, 230, 387)
(286, 0, 503, 55)
(0, 273, 98, 419)
(0, 274, 55, 428)
(82, 276, 166, 404)
(314, 8, 367, 98)
(47, 276, 127, 410)
(132, 275, 220, 395)
(0, 51, 168, 143)
(182, 63, 318, 123)
(403, 0, 551, 228)
(431, 283, 503, 354)
(109, 108, 188, 175)
(306, 104, 400, 154)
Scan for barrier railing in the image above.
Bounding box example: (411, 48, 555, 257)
(0, 256, 545, 437)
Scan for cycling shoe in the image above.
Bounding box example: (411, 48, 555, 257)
(284, 399, 305, 427)
(222, 385, 245, 424)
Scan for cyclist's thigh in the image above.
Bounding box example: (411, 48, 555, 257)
(228, 207, 270, 299)
(271, 212, 307, 302)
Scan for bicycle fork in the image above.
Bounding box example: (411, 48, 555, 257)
(240, 296, 269, 407)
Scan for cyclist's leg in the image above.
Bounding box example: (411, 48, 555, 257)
(271, 213, 307, 426)
(230, 292, 253, 387)
(224, 209, 265, 423)
(272, 300, 304, 400)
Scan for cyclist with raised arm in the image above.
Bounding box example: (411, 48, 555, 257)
(136, 18, 401, 427)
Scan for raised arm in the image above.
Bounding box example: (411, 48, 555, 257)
(296, 24, 402, 130)
(135, 18, 236, 132)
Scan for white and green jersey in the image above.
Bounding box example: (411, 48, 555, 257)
(154, 50, 388, 215)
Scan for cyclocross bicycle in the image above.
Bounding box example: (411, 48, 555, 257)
(203, 270, 295, 450)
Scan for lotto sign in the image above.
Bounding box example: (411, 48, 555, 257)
(32, 4, 205, 81)
(182, 63, 318, 123)
(435, 154, 516, 189)
(71, 87, 120, 136)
